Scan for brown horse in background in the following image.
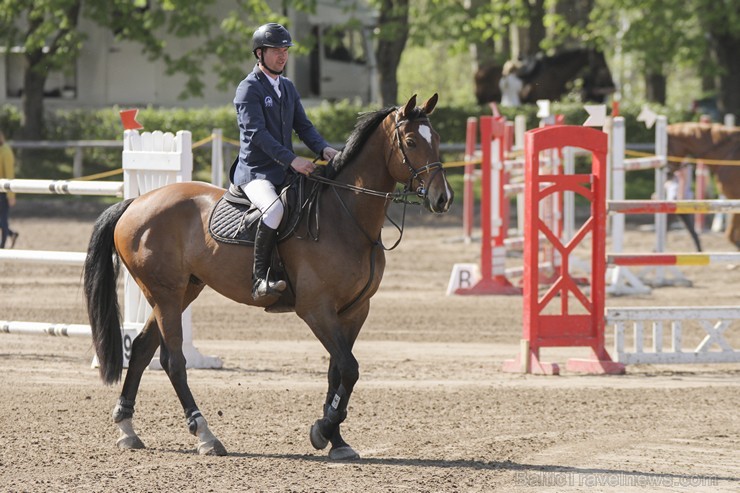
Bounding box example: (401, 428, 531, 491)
(83, 94, 453, 459)
(666, 122, 740, 249)
(474, 48, 615, 105)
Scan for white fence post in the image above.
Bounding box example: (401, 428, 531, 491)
(606, 117, 651, 296)
(211, 128, 224, 187)
(121, 129, 221, 369)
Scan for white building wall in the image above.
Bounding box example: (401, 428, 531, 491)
(2, 0, 376, 109)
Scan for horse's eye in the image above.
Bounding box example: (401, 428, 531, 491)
(405, 138, 416, 148)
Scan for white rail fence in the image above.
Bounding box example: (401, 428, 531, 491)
(0, 129, 222, 370)
(608, 306, 740, 364)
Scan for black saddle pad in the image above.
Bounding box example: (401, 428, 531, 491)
(208, 197, 259, 245)
(208, 177, 317, 246)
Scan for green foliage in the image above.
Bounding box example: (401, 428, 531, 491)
(0, 98, 694, 200)
(397, 45, 478, 106)
(300, 99, 375, 143)
(0, 105, 23, 137)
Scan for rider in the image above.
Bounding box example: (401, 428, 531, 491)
(233, 22, 339, 301)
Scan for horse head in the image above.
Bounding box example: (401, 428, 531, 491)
(389, 94, 453, 213)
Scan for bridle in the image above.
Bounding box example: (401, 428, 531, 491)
(393, 111, 445, 200)
(308, 109, 446, 205)
(300, 107, 448, 313)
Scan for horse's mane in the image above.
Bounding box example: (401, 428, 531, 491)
(329, 105, 427, 174)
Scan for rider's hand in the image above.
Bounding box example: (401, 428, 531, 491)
(322, 146, 339, 161)
(290, 156, 316, 176)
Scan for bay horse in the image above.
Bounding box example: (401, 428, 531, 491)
(474, 48, 615, 105)
(83, 94, 453, 459)
(666, 122, 740, 249)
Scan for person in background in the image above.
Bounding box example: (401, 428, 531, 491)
(0, 130, 19, 249)
(232, 23, 339, 301)
(499, 60, 523, 107)
(665, 163, 702, 252)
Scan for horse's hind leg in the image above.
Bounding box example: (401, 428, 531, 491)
(728, 212, 740, 250)
(156, 285, 226, 456)
(113, 313, 160, 450)
(678, 214, 702, 251)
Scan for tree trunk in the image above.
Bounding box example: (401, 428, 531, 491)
(20, 63, 48, 141)
(523, 0, 546, 56)
(645, 71, 666, 104)
(468, 0, 496, 68)
(713, 33, 740, 118)
(17, 2, 81, 142)
(699, 44, 717, 94)
(376, 0, 410, 106)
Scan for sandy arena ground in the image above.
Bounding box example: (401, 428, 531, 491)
(0, 199, 738, 492)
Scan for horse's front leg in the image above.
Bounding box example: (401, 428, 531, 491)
(310, 358, 360, 460)
(307, 305, 367, 460)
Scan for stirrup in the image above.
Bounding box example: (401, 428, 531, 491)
(252, 277, 287, 300)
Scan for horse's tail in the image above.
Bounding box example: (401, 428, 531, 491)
(83, 198, 135, 385)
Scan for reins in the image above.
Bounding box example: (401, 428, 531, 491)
(300, 106, 446, 315)
(304, 109, 446, 248)
(305, 172, 411, 251)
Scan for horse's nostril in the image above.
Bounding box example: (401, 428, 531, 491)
(436, 194, 451, 212)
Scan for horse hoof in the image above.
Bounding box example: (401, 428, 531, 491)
(329, 446, 360, 461)
(309, 421, 329, 450)
(198, 439, 227, 456)
(116, 435, 145, 450)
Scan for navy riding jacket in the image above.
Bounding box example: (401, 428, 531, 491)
(232, 64, 329, 187)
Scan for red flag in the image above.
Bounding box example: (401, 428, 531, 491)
(120, 109, 143, 130)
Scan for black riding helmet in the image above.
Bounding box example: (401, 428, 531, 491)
(252, 23, 294, 58)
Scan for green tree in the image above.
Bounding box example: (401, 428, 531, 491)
(696, 0, 740, 117)
(0, 0, 284, 140)
(590, 0, 739, 115)
(591, 0, 700, 105)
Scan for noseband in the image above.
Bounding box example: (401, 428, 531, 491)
(394, 112, 445, 199)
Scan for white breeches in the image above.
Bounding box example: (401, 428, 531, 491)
(242, 180, 284, 230)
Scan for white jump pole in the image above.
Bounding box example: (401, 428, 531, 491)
(0, 179, 123, 196)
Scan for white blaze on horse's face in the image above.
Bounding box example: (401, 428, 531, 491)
(418, 125, 433, 147)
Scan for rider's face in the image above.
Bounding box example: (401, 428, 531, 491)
(261, 47, 289, 74)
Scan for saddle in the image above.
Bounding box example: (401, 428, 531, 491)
(208, 175, 317, 246)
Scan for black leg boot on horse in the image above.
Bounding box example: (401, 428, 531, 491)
(252, 221, 286, 300)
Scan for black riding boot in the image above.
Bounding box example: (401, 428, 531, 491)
(252, 222, 286, 300)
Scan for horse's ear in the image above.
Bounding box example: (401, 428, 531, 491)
(422, 93, 438, 115)
(399, 94, 417, 120)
